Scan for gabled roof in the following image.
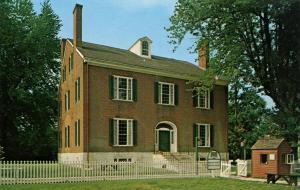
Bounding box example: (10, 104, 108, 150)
(68, 39, 227, 84)
(251, 138, 285, 150)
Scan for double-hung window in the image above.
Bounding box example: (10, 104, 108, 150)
(75, 120, 80, 147)
(158, 82, 174, 105)
(65, 126, 70, 148)
(195, 123, 211, 147)
(113, 118, 133, 146)
(113, 76, 133, 101)
(75, 77, 80, 102)
(197, 90, 210, 109)
(65, 90, 70, 111)
(141, 41, 149, 56)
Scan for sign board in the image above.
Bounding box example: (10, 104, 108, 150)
(207, 150, 221, 170)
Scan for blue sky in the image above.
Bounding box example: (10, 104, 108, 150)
(32, 0, 197, 64)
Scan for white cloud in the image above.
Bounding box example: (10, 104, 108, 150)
(109, 0, 176, 12)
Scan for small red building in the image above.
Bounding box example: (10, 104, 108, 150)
(251, 138, 294, 178)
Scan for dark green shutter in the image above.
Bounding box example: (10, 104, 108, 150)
(133, 120, 137, 146)
(78, 77, 80, 101)
(109, 119, 114, 146)
(109, 75, 114, 99)
(210, 125, 214, 148)
(210, 90, 214, 109)
(154, 82, 159, 103)
(133, 79, 137, 101)
(192, 90, 197, 107)
(193, 123, 198, 147)
(174, 84, 179, 105)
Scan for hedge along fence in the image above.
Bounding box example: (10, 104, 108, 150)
(0, 160, 221, 185)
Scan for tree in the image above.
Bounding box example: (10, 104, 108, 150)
(0, 145, 4, 160)
(228, 81, 278, 160)
(167, 0, 300, 155)
(0, 0, 61, 160)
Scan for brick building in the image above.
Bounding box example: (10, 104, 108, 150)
(58, 4, 228, 162)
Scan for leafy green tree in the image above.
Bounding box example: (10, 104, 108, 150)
(167, 0, 300, 156)
(0, 0, 61, 160)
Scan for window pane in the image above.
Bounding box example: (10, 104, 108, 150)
(199, 125, 206, 146)
(162, 84, 170, 104)
(142, 41, 149, 56)
(118, 120, 127, 145)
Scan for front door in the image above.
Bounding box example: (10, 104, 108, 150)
(159, 131, 170, 152)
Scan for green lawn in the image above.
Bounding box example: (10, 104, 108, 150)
(0, 178, 297, 190)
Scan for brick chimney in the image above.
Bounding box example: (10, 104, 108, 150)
(73, 4, 83, 47)
(198, 43, 209, 70)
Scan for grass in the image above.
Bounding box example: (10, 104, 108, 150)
(0, 177, 297, 190)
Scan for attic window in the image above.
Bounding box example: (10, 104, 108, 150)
(141, 41, 149, 56)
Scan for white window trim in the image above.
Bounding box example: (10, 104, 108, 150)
(286, 154, 294, 164)
(196, 90, 210, 109)
(113, 118, 133, 147)
(158, 82, 175, 106)
(65, 91, 70, 111)
(113, 75, 133, 101)
(196, 123, 211, 147)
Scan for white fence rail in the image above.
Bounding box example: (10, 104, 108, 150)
(0, 160, 219, 185)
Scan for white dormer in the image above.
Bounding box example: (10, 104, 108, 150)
(129, 36, 152, 59)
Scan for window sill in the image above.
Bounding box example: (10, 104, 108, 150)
(112, 99, 134, 102)
(113, 145, 133, 147)
(196, 107, 211, 110)
(158, 103, 175, 106)
(197, 146, 211, 148)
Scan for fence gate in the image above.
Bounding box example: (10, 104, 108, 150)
(237, 160, 247, 177)
(220, 161, 231, 177)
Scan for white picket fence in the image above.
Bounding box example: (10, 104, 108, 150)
(0, 160, 221, 185)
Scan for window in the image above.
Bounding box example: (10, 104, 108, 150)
(261, 154, 268, 164)
(141, 41, 149, 56)
(113, 118, 133, 146)
(286, 154, 294, 164)
(75, 120, 80, 147)
(65, 126, 70, 148)
(69, 53, 73, 72)
(65, 90, 70, 111)
(158, 82, 174, 105)
(197, 90, 210, 109)
(113, 76, 133, 101)
(196, 124, 211, 147)
(62, 65, 66, 81)
(75, 77, 80, 102)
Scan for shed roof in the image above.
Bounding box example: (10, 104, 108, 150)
(251, 138, 285, 150)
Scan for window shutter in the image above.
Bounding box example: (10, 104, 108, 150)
(210, 90, 214, 109)
(78, 77, 80, 101)
(174, 84, 179, 105)
(154, 82, 159, 103)
(71, 53, 74, 70)
(109, 75, 114, 99)
(192, 90, 197, 107)
(75, 80, 77, 102)
(193, 123, 198, 147)
(133, 120, 138, 146)
(133, 79, 137, 101)
(109, 119, 114, 146)
(210, 125, 214, 147)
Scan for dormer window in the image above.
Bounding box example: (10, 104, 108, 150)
(129, 36, 152, 58)
(142, 41, 149, 56)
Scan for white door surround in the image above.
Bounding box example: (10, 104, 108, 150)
(155, 121, 177, 153)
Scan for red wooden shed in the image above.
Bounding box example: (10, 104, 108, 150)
(251, 137, 293, 178)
